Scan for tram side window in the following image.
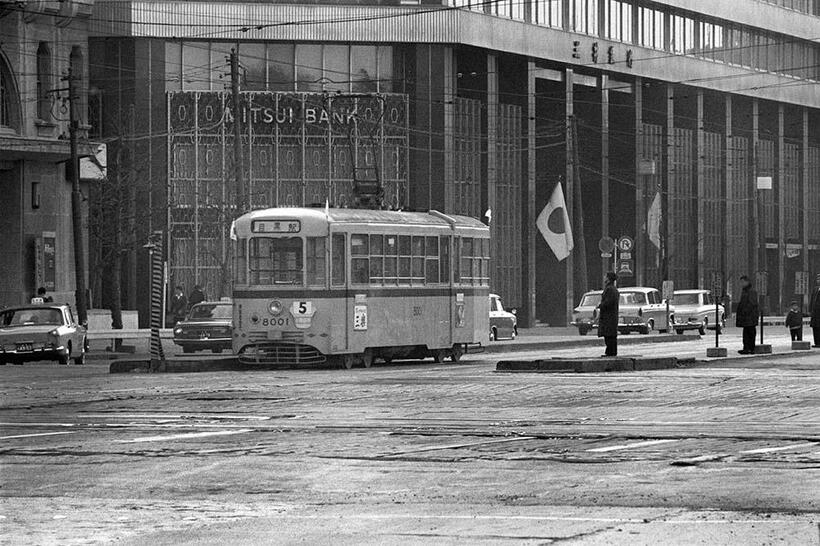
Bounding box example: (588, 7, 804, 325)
(306, 237, 326, 286)
(351, 234, 369, 284)
(331, 233, 346, 286)
(411, 236, 425, 284)
(384, 235, 398, 284)
(458, 237, 490, 286)
(369, 234, 384, 284)
(398, 235, 411, 285)
(439, 236, 450, 284)
(234, 238, 247, 285)
(425, 236, 439, 284)
(249, 237, 303, 285)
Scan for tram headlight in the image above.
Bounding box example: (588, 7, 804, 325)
(268, 300, 283, 316)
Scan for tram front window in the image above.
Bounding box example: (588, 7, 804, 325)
(249, 237, 303, 285)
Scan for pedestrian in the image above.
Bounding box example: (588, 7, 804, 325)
(188, 284, 206, 309)
(32, 287, 53, 303)
(735, 275, 759, 354)
(810, 273, 820, 348)
(597, 272, 620, 357)
(784, 300, 803, 342)
(169, 286, 188, 324)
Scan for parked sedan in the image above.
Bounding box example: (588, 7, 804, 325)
(0, 304, 87, 365)
(489, 294, 517, 341)
(617, 287, 673, 335)
(173, 301, 233, 354)
(672, 289, 725, 335)
(571, 291, 603, 335)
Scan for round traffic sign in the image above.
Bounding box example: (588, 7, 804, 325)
(618, 236, 634, 252)
(598, 236, 615, 253)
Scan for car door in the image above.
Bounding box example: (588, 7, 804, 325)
(648, 290, 664, 328)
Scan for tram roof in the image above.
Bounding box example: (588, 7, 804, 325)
(235, 207, 488, 232)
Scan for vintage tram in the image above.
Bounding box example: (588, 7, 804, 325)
(231, 207, 490, 368)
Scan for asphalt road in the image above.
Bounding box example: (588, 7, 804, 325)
(1, 344, 819, 545)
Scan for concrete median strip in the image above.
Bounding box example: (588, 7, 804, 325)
(495, 356, 687, 373)
(118, 429, 254, 443)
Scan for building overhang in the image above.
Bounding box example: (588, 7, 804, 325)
(90, 2, 820, 109)
(0, 134, 72, 162)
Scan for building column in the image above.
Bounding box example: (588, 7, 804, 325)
(565, 68, 574, 323)
(777, 104, 785, 313)
(634, 77, 644, 286)
(802, 108, 810, 309)
(664, 84, 674, 282)
(443, 46, 456, 213)
(524, 60, 537, 327)
(486, 54, 498, 233)
(724, 95, 732, 285)
(751, 99, 760, 278)
(600, 76, 610, 241)
(696, 90, 705, 288)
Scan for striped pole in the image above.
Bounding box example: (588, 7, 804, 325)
(149, 231, 165, 368)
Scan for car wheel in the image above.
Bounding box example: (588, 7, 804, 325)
(450, 344, 464, 362)
(73, 341, 86, 365)
(489, 327, 497, 342)
(511, 327, 517, 340)
(640, 321, 652, 335)
(182, 347, 195, 354)
(578, 328, 589, 336)
(211, 348, 222, 354)
(676, 329, 684, 335)
(59, 343, 71, 365)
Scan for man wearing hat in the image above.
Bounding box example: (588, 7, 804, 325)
(736, 275, 759, 354)
(810, 273, 820, 347)
(597, 272, 620, 357)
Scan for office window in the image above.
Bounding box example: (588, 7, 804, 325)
(324, 44, 349, 92)
(36, 43, 51, 121)
(181, 42, 210, 91)
(165, 42, 182, 92)
(607, 0, 633, 43)
(268, 44, 295, 91)
(295, 44, 323, 92)
(572, 0, 599, 36)
(242, 43, 266, 90)
(351, 45, 377, 93)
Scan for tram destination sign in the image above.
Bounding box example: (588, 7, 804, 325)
(252, 220, 301, 234)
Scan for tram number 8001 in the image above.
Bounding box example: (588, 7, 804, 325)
(261, 317, 290, 327)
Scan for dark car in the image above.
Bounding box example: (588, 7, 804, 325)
(0, 304, 88, 365)
(172, 300, 233, 354)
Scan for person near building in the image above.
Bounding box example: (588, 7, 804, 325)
(597, 272, 620, 357)
(810, 274, 820, 348)
(188, 285, 206, 309)
(32, 287, 53, 303)
(736, 275, 760, 354)
(169, 286, 188, 324)
(784, 300, 803, 342)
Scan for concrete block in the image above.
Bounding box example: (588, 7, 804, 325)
(753, 344, 773, 354)
(496, 356, 678, 374)
(706, 347, 728, 358)
(791, 341, 811, 351)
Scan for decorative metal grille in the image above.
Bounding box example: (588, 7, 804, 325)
(167, 91, 410, 295)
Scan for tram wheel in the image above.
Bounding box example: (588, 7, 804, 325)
(432, 349, 446, 363)
(342, 355, 356, 370)
(450, 344, 464, 363)
(362, 350, 374, 368)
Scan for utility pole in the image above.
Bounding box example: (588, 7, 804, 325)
(64, 68, 88, 326)
(569, 116, 588, 295)
(230, 48, 245, 213)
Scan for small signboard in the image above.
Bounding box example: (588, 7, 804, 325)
(662, 280, 674, 301)
(617, 259, 634, 277)
(756, 176, 773, 190)
(252, 219, 301, 234)
(598, 236, 615, 253)
(795, 271, 809, 295)
(710, 272, 724, 298)
(756, 271, 768, 296)
(617, 236, 634, 252)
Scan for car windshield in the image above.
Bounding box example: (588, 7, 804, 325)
(188, 304, 232, 320)
(674, 293, 701, 305)
(0, 308, 64, 327)
(580, 294, 601, 307)
(620, 292, 647, 305)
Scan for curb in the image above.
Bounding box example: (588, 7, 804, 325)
(110, 357, 243, 374)
(485, 334, 701, 354)
(694, 348, 819, 365)
(495, 356, 691, 374)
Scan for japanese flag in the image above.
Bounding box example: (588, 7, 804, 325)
(536, 183, 574, 262)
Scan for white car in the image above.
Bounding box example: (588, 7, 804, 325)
(616, 287, 674, 335)
(672, 289, 725, 335)
(489, 294, 517, 341)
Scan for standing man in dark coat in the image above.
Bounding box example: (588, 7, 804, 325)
(188, 285, 206, 309)
(597, 272, 620, 357)
(169, 286, 188, 324)
(810, 273, 820, 348)
(736, 275, 760, 354)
